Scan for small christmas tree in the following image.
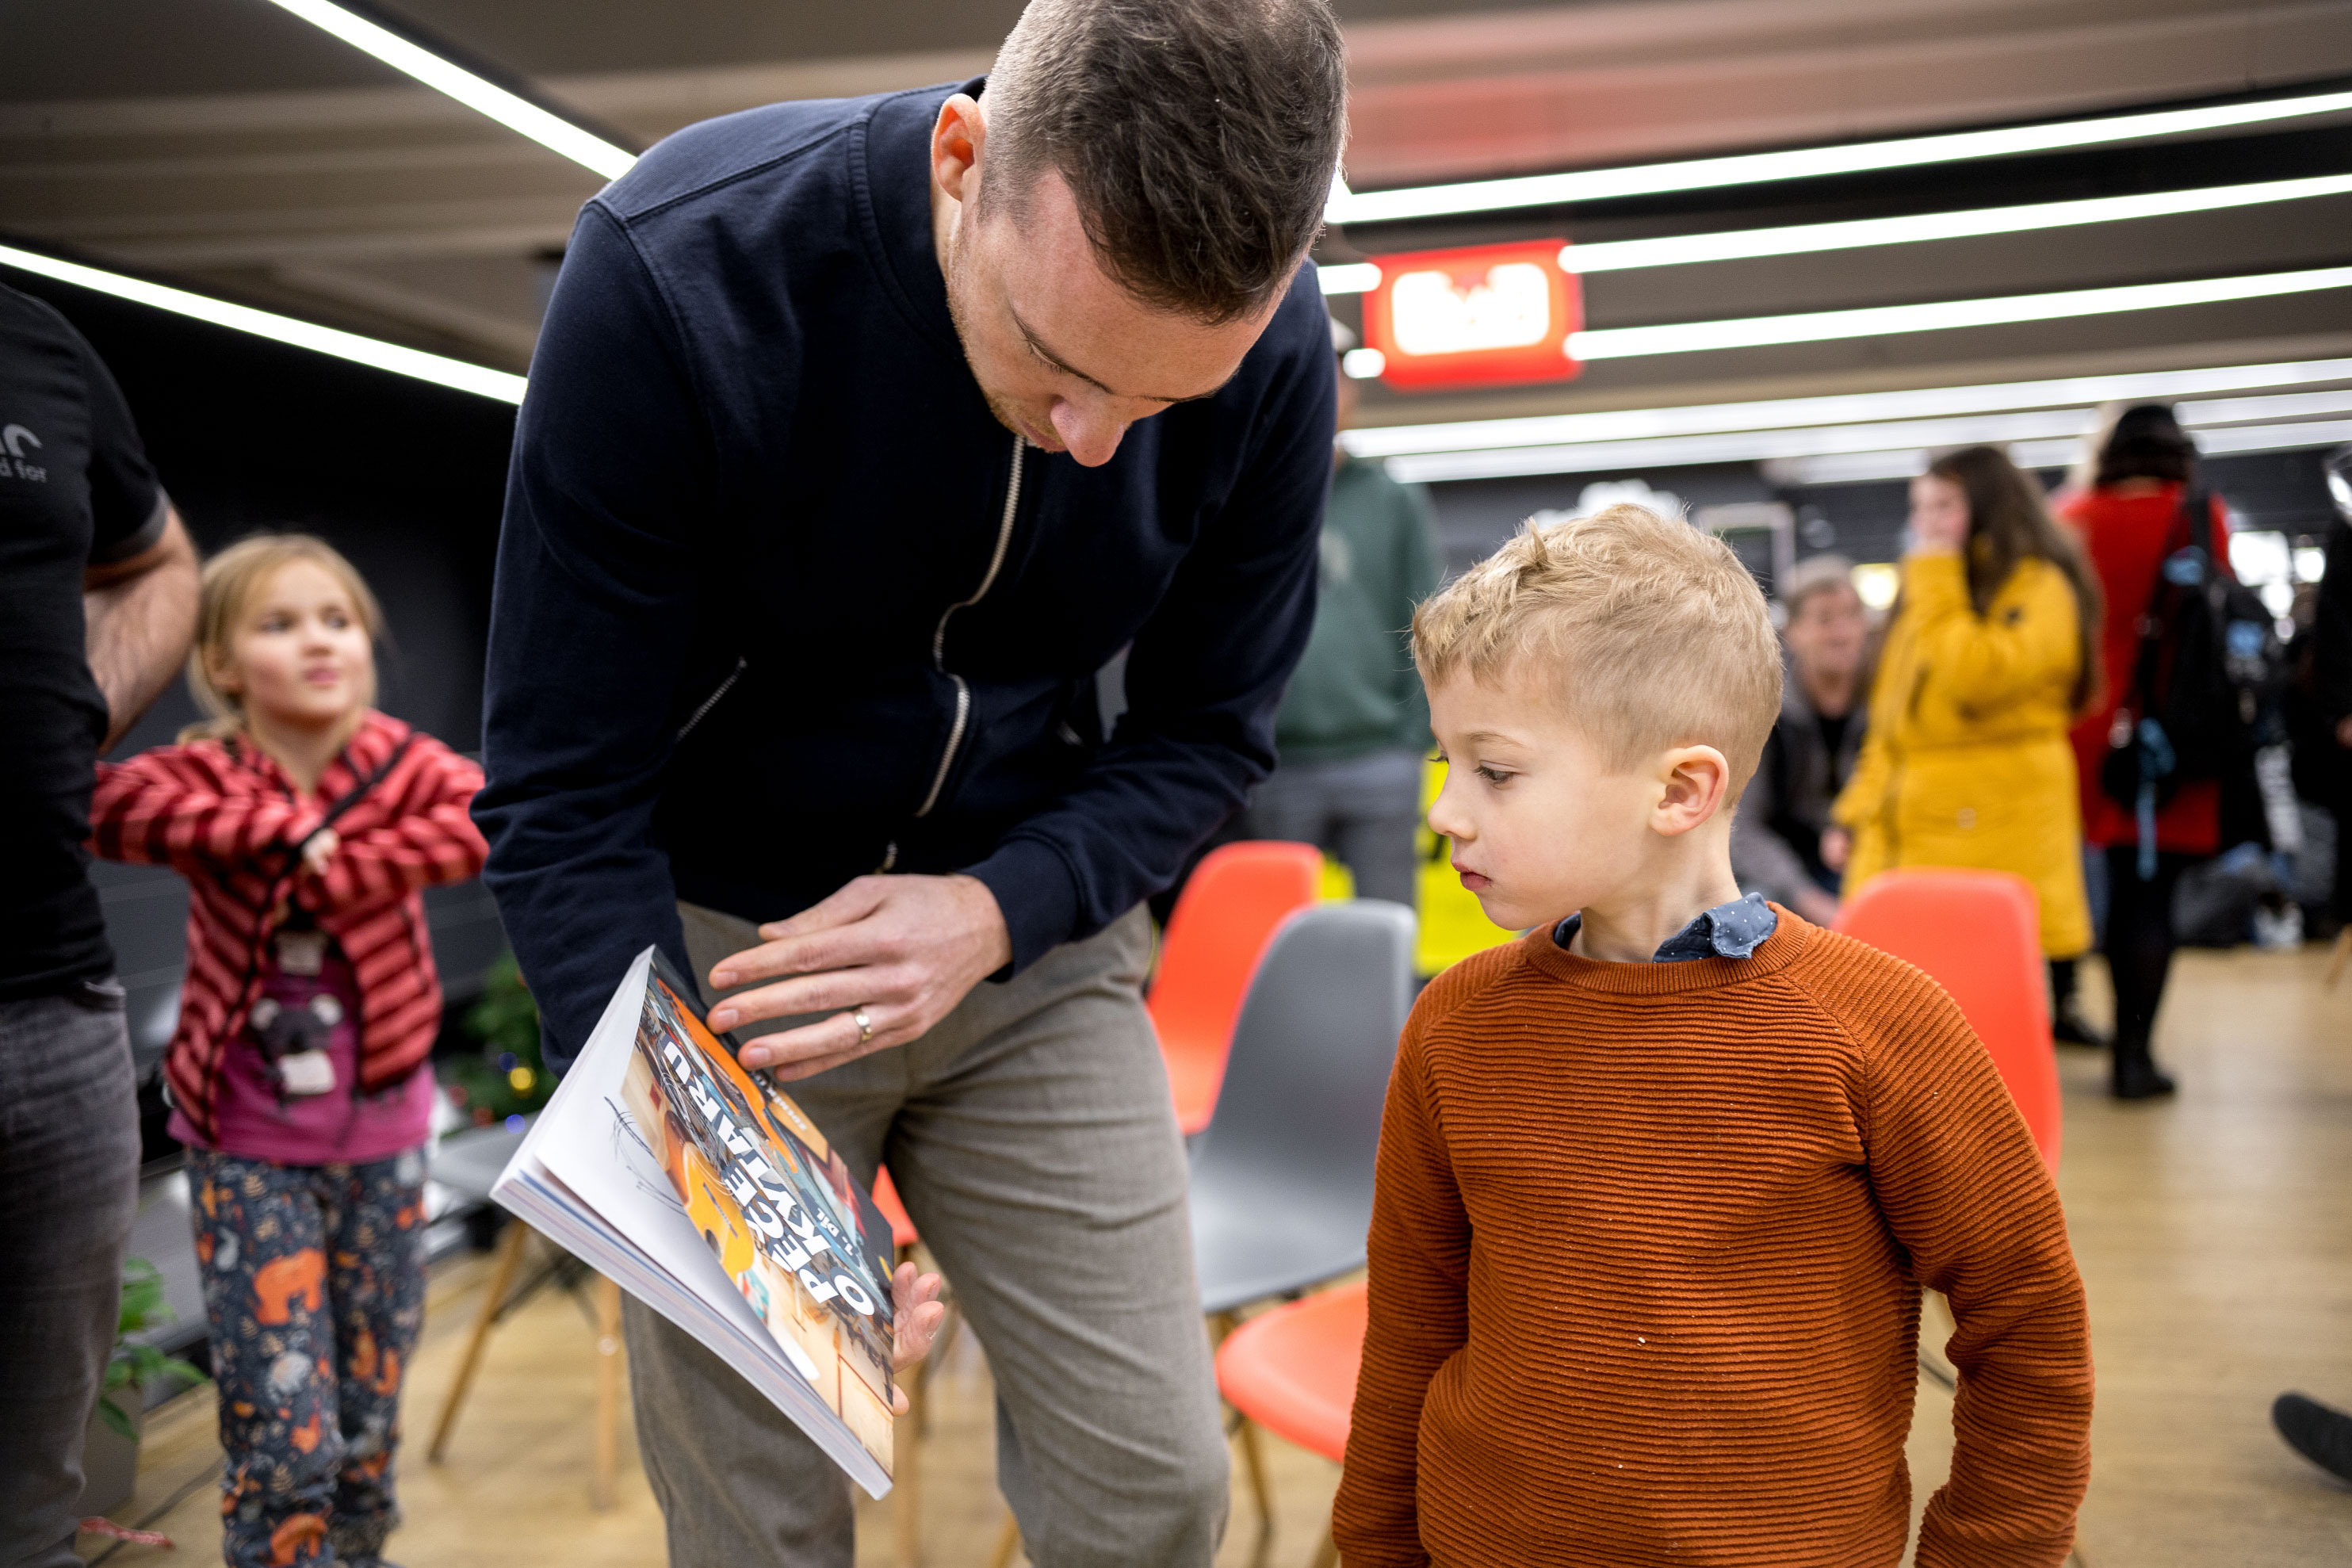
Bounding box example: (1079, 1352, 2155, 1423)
(442, 952, 554, 1129)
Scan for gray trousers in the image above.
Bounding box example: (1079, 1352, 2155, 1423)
(0, 986, 141, 1568)
(622, 902, 1227, 1568)
(1241, 747, 1424, 908)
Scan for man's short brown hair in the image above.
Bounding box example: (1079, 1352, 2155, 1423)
(985, 0, 1348, 324)
(1414, 505, 1784, 794)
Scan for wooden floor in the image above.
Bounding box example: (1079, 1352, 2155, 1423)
(83, 945, 2352, 1567)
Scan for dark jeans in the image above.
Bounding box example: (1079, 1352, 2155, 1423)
(0, 985, 141, 1568)
(2102, 847, 2196, 1058)
(186, 1146, 428, 1568)
(2335, 781, 2351, 926)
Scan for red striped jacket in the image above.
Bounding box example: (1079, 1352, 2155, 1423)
(88, 711, 488, 1145)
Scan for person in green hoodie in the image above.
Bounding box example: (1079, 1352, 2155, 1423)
(1241, 321, 1444, 907)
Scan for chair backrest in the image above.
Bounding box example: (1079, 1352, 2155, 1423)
(1188, 900, 1416, 1311)
(1149, 840, 1324, 1131)
(1834, 867, 2062, 1169)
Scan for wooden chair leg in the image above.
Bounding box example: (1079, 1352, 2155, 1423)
(985, 1513, 1022, 1568)
(429, 1216, 530, 1463)
(893, 1355, 924, 1568)
(2327, 927, 2350, 989)
(924, 1302, 962, 1436)
(1234, 1413, 1275, 1535)
(593, 1274, 624, 1509)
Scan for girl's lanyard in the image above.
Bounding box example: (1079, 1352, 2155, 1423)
(239, 732, 416, 1102)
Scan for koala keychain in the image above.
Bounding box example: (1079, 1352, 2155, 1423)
(253, 914, 342, 1098)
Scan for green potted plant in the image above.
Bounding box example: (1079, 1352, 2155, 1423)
(81, 1256, 203, 1516)
(442, 952, 553, 1129)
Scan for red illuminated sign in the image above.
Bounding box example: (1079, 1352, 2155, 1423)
(1360, 240, 1582, 391)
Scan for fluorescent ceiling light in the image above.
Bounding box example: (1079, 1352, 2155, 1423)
(1386, 410, 2097, 484)
(1766, 419, 2352, 488)
(261, 0, 637, 180)
(1570, 266, 2352, 361)
(1326, 87, 2352, 224)
(1345, 358, 2352, 461)
(1375, 394, 2352, 485)
(1314, 174, 2352, 293)
(0, 243, 528, 403)
(1566, 174, 2352, 273)
(1387, 404, 2352, 485)
(2193, 416, 2352, 456)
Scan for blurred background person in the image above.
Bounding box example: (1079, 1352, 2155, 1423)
(1, 282, 197, 1568)
(2063, 405, 2233, 1101)
(89, 536, 486, 1568)
(1240, 320, 1443, 908)
(1834, 445, 2106, 1077)
(2271, 450, 2352, 1478)
(1732, 553, 1868, 927)
(2296, 446, 2352, 946)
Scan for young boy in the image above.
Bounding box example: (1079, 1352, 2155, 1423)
(1331, 506, 2093, 1567)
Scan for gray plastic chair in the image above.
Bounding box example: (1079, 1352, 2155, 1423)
(428, 1119, 532, 1204)
(1189, 899, 1417, 1316)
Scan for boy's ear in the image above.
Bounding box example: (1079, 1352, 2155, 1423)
(1652, 745, 1732, 837)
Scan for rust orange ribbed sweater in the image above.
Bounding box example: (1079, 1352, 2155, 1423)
(1333, 910, 2091, 1568)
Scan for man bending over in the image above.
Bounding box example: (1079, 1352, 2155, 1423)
(475, 2, 1348, 1562)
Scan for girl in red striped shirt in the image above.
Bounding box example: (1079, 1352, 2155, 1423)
(90, 534, 485, 1568)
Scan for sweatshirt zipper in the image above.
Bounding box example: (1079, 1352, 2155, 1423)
(913, 434, 1027, 821)
(675, 656, 747, 741)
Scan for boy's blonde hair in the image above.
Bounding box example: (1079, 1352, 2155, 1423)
(181, 534, 384, 743)
(1413, 504, 1784, 794)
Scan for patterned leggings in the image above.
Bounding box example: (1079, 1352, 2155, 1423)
(187, 1147, 426, 1568)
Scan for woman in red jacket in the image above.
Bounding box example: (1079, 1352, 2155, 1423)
(2063, 404, 2229, 1101)
(89, 534, 485, 1568)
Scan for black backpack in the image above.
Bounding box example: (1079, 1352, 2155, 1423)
(2102, 490, 2282, 813)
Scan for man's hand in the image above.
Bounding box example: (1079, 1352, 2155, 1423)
(705, 874, 1012, 1080)
(1906, 505, 1968, 556)
(1819, 825, 1852, 874)
(887, 1261, 948, 1416)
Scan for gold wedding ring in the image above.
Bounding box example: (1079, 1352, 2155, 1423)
(853, 1007, 874, 1046)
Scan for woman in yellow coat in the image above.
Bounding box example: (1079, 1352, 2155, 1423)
(1830, 445, 2104, 961)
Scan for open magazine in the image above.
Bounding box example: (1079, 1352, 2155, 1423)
(491, 947, 900, 1497)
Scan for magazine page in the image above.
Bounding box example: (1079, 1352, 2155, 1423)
(625, 950, 901, 1474)
(491, 946, 898, 1497)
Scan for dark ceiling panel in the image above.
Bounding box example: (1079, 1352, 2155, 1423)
(0, 0, 396, 101)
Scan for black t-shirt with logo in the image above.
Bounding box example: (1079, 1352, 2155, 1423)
(1, 284, 168, 1000)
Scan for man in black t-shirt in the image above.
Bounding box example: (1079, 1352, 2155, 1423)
(1, 281, 197, 1566)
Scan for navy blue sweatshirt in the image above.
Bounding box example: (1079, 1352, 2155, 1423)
(476, 80, 1335, 1069)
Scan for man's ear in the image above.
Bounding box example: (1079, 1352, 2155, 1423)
(930, 94, 984, 205)
(1653, 745, 1732, 837)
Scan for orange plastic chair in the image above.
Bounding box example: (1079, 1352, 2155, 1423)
(1834, 867, 2063, 1170)
(870, 1165, 919, 1252)
(1150, 840, 1325, 1135)
(1214, 1280, 1367, 1568)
